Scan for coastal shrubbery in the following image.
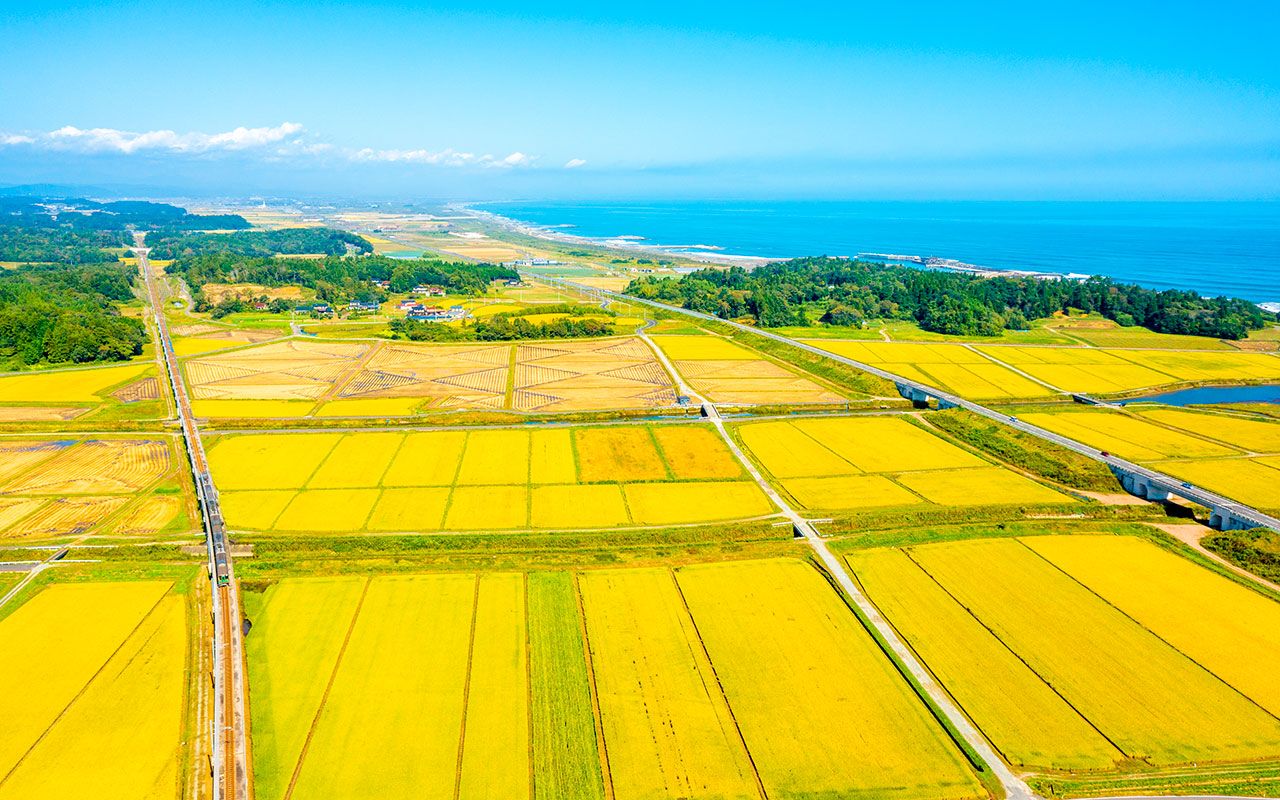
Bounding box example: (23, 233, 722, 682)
(145, 227, 373, 259)
(626, 257, 1273, 339)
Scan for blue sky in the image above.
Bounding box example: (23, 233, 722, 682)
(1, 0, 1277, 200)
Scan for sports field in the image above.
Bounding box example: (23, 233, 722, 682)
(0, 580, 188, 800)
(0, 437, 189, 539)
(246, 560, 983, 800)
(735, 416, 1069, 511)
(803, 340, 1058, 399)
(848, 535, 1280, 772)
(651, 334, 846, 405)
(207, 424, 772, 533)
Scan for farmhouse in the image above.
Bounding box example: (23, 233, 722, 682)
(407, 304, 466, 322)
(347, 301, 380, 312)
(412, 285, 447, 297)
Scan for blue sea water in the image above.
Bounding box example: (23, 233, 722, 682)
(484, 201, 1280, 304)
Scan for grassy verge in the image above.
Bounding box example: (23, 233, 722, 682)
(923, 409, 1121, 492)
(1202, 528, 1280, 585)
(819, 502, 1163, 541)
(200, 405, 703, 431)
(235, 522, 802, 578)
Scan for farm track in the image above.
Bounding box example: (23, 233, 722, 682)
(136, 238, 249, 800)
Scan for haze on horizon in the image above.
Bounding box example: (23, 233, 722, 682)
(2, 0, 1277, 201)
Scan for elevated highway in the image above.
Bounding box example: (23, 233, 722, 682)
(540, 274, 1280, 533)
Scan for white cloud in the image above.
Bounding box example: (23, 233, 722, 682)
(0, 122, 539, 169)
(564, 158, 587, 169)
(14, 122, 308, 155)
(351, 147, 533, 169)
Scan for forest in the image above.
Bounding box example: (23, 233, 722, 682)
(145, 227, 373, 259)
(625, 257, 1273, 339)
(0, 195, 248, 233)
(0, 262, 147, 367)
(175, 253, 517, 314)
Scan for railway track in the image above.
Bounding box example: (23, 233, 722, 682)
(134, 237, 249, 800)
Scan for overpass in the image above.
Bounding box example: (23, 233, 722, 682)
(540, 274, 1280, 533)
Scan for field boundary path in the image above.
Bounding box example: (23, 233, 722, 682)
(135, 236, 251, 800)
(538, 275, 1280, 534)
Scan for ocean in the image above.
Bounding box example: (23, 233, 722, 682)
(483, 201, 1280, 304)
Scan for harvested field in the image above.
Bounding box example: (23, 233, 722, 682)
(805, 340, 1057, 399)
(0, 581, 184, 799)
(342, 343, 508, 409)
(651, 334, 844, 405)
(849, 548, 1123, 771)
(202, 283, 306, 303)
(6, 496, 128, 538)
(0, 498, 46, 534)
(110, 377, 160, 402)
(0, 406, 89, 421)
(187, 339, 368, 401)
(908, 538, 1280, 764)
(1019, 409, 1239, 461)
(677, 559, 985, 799)
(191, 399, 316, 418)
(4, 439, 170, 494)
(514, 338, 677, 412)
(111, 494, 183, 535)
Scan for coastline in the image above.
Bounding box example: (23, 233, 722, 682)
(462, 201, 1280, 309)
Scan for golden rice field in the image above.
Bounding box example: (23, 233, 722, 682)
(1146, 457, 1280, 510)
(1134, 408, 1280, 454)
(803, 340, 1058, 399)
(975, 345, 1280, 393)
(247, 560, 983, 800)
(207, 424, 774, 532)
(651, 334, 845, 405)
(1018, 409, 1241, 461)
(0, 580, 187, 800)
(0, 363, 156, 420)
(184, 336, 678, 415)
(851, 536, 1280, 769)
(734, 415, 1071, 512)
(0, 437, 184, 539)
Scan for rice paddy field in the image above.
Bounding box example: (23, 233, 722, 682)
(0, 363, 162, 421)
(847, 535, 1280, 778)
(650, 334, 847, 405)
(801, 340, 1058, 400)
(0, 437, 193, 539)
(244, 559, 985, 800)
(206, 424, 775, 533)
(0, 578, 191, 800)
(183, 336, 679, 415)
(974, 345, 1280, 394)
(734, 416, 1071, 512)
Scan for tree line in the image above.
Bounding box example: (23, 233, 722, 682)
(389, 314, 614, 342)
(0, 262, 146, 367)
(625, 257, 1273, 339)
(175, 253, 518, 315)
(145, 227, 373, 259)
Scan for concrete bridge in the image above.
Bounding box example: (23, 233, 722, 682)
(536, 275, 1280, 534)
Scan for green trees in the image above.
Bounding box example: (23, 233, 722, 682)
(145, 227, 373, 259)
(0, 263, 146, 368)
(626, 257, 1273, 339)
(389, 315, 614, 342)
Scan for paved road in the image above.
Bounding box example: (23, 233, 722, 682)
(543, 275, 1280, 533)
(135, 239, 249, 800)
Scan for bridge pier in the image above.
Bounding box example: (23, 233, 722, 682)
(895, 383, 958, 410)
(1210, 508, 1256, 531)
